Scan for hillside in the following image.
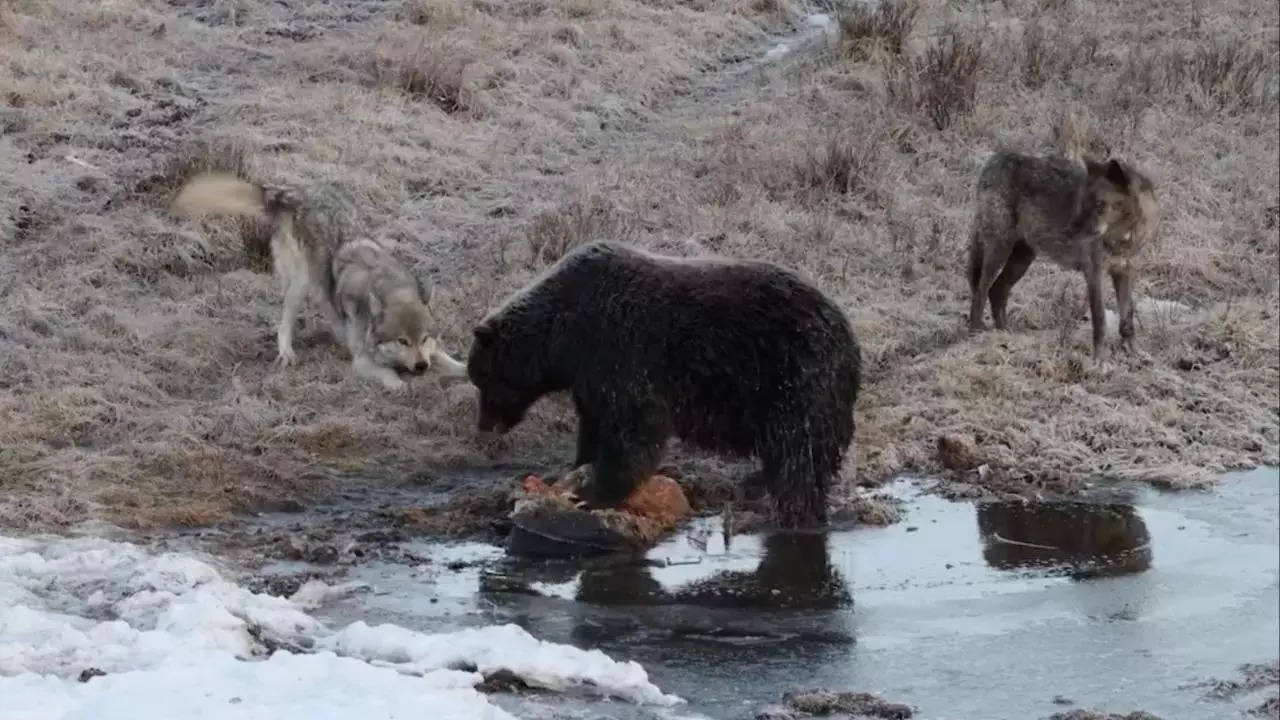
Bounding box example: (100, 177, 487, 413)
(1, 0, 1276, 531)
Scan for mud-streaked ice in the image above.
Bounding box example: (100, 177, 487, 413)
(0, 535, 681, 720)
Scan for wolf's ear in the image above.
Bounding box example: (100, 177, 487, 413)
(1105, 159, 1129, 188)
(367, 291, 384, 321)
(473, 323, 495, 344)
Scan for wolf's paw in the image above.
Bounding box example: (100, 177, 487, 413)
(276, 347, 298, 368)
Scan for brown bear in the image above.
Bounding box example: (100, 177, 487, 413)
(465, 241, 861, 528)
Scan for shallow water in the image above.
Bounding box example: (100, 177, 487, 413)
(309, 467, 1279, 719)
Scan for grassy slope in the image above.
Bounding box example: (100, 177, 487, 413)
(0, 0, 1276, 531)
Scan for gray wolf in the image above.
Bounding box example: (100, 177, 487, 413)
(967, 151, 1159, 355)
(464, 241, 861, 529)
(171, 172, 468, 389)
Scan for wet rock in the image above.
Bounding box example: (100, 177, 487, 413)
(476, 668, 531, 693)
(830, 493, 903, 526)
(1249, 695, 1279, 718)
(355, 529, 407, 544)
(253, 574, 305, 598)
(778, 689, 913, 718)
(937, 433, 981, 471)
(1200, 660, 1280, 700)
(1044, 707, 1167, 712)
(78, 668, 106, 683)
(933, 480, 981, 499)
(311, 542, 339, 562)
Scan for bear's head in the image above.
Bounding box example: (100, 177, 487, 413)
(466, 320, 544, 434)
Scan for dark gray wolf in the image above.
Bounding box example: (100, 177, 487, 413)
(967, 151, 1159, 354)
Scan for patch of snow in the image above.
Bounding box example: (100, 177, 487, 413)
(0, 535, 682, 720)
(766, 42, 790, 60)
(287, 578, 368, 609)
(1103, 296, 1193, 336)
(1137, 297, 1192, 318)
(326, 622, 678, 705)
(529, 579, 582, 601)
(803, 13, 833, 29)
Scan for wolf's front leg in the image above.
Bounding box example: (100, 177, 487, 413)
(272, 234, 309, 368)
(276, 281, 307, 368)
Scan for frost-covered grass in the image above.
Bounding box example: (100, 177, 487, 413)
(0, 535, 681, 719)
(0, 0, 1276, 529)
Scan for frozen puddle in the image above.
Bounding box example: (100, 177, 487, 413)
(0, 536, 680, 720)
(313, 467, 1279, 719)
(762, 13, 836, 62)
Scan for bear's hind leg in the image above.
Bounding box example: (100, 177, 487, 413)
(737, 468, 771, 502)
(572, 411, 600, 469)
(762, 443, 831, 529)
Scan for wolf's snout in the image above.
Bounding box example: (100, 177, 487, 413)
(412, 360, 429, 373)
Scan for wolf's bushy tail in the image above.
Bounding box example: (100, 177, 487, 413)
(171, 173, 288, 221)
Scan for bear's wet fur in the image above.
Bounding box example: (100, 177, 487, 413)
(466, 241, 861, 528)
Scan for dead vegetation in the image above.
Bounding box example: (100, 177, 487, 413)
(836, 0, 917, 61)
(884, 26, 985, 130)
(372, 29, 479, 114)
(0, 0, 1277, 532)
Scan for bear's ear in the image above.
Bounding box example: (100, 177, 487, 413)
(1105, 158, 1129, 188)
(473, 323, 495, 344)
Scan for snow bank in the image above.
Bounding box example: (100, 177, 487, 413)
(327, 622, 676, 706)
(0, 535, 682, 719)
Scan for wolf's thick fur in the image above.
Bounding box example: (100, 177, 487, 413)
(172, 172, 468, 389)
(465, 241, 861, 529)
(967, 151, 1159, 355)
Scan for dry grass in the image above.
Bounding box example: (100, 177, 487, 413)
(372, 29, 479, 114)
(0, 0, 1277, 533)
(837, 0, 918, 61)
(885, 25, 985, 130)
